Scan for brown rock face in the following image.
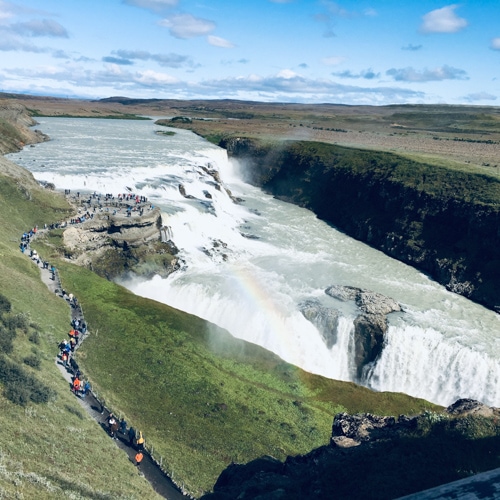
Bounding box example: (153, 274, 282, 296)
(0, 101, 49, 154)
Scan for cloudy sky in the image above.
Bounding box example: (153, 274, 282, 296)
(1, 0, 499, 105)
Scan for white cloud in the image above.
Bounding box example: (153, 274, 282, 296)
(112, 49, 191, 68)
(136, 69, 178, 85)
(333, 68, 380, 80)
(386, 65, 468, 82)
(122, 0, 178, 12)
(159, 13, 215, 39)
(490, 38, 500, 50)
(197, 72, 424, 104)
(464, 92, 497, 102)
(315, 2, 377, 38)
(2, 63, 428, 104)
(0, 2, 14, 21)
(0, 29, 47, 52)
(277, 69, 299, 79)
(207, 35, 235, 48)
(10, 19, 68, 38)
(322, 56, 345, 66)
(420, 5, 467, 34)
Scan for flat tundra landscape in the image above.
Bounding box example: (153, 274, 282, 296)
(4, 93, 500, 170)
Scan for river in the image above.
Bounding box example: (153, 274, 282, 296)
(8, 117, 500, 407)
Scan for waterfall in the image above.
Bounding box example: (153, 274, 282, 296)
(9, 117, 500, 407)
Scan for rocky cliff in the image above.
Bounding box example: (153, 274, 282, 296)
(300, 285, 401, 379)
(221, 137, 500, 312)
(58, 204, 178, 280)
(0, 101, 49, 154)
(201, 399, 500, 500)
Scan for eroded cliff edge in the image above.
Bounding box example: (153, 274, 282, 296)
(201, 399, 500, 500)
(221, 137, 500, 312)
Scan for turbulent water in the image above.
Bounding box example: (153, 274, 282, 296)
(9, 117, 500, 407)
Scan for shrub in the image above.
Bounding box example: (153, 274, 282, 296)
(6, 312, 30, 333)
(23, 355, 41, 370)
(5, 384, 30, 406)
(0, 355, 54, 406)
(28, 330, 40, 344)
(0, 294, 11, 315)
(0, 326, 16, 354)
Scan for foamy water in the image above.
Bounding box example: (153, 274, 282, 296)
(9, 117, 500, 406)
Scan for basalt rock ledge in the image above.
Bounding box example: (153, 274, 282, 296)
(201, 399, 500, 500)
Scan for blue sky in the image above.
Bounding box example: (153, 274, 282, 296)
(0, 0, 499, 105)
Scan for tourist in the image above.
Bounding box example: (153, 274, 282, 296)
(81, 380, 91, 398)
(107, 413, 119, 439)
(72, 376, 81, 395)
(136, 430, 145, 451)
(128, 426, 136, 446)
(119, 418, 127, 436)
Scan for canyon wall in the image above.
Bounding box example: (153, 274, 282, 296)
(221, 137, 500, 311)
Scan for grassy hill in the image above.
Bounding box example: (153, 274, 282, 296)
(0, 157, 165, 499)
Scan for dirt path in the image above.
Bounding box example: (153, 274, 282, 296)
(23, 231, 187, 500)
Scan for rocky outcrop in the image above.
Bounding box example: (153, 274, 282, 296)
(58, 207, 178, 279)
(0, 101, 49, 154)
(326, 285, 400, 378)
(300, 286, 400, 378)
(201, 400, 500, 500)
(220, 137, 500, 312)
(63, 207, 162, 252)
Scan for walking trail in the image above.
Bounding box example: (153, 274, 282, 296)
(23, 219, 187, 500)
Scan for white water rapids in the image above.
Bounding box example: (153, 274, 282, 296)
(9, 117, 500, 407)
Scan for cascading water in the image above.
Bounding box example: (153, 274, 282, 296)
(8, 117, 500, 407)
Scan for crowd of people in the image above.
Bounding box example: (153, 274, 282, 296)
(64, 190, 156, 223)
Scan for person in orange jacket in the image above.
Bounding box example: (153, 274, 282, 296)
(135, 452, 143, 466)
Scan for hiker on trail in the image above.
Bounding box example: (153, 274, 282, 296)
(81, 380, 91, 399)
(107, 413, 119, 439)
(135, 452, 143, 467)
(72, 376, 81, 395)
(119, 418, 127, 436)
(128, 426, 136, 446)
(61, 351, 69, 369)
(136, 430, 145, 451)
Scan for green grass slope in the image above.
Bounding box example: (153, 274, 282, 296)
(50, 261, 437, 497)
(0, 158, 164, 499)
